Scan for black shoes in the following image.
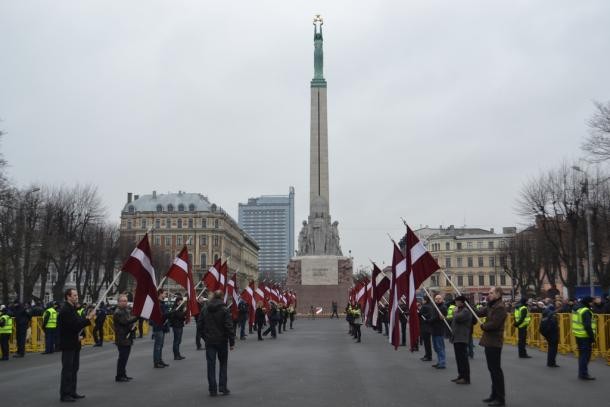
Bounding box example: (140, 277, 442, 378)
(482, 398, 495, 403)
(455, 378, 470, 384)
(579, 375, 596, 380)
(519, 355, 532, 359)
(451, 377, 460, 382)
(160, 361, 169, 367)
(116, 377, 130, 382)
(487, 401, 505, 406)
(60, 396, 76, 402)
(154, 363, 166, 368)
(174, 355, 185, 360)
(219, 389, 231, 396)
(547, 364, 560, 368)
(71, 394, 85, 399)
(420, 357, 432, 361)
(209, 391, 218, 397)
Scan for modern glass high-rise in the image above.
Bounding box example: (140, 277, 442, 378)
(238, 187, 295, 281)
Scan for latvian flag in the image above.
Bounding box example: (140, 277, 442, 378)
(166, 246, 199, 322)
(121, 234, 163, 325)
(203, 258, 222, 291)
(389, 241, 407, 350)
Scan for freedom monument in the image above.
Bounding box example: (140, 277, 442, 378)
(286, 16, 353, 314)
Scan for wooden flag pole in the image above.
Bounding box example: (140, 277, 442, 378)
(93, 270, 123, 312)
(439, 269, 482, 324)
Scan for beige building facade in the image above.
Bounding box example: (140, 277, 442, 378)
(416, 226, 516, 302)
(120, 191, 259, 290)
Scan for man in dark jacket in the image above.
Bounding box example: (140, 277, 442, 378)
(263, 303, 279, 338)
(196, 298, 207, 350)
(450, 296, 473, 384)
(419, 297, 433, 361)
(237, 299, 249, 340)
(202, 290, 235, 396)
(430, 294, 448, 369)
(151, 289, 169, 368)
(12, 300, 31, 358)
(478, 286, 507, 407)
(255, 302, 266, 340)
(541, 303, 559, 367)
(113, 294, 138, 382)
(572, 296, 596, 380)
(92, 302, 107, 347)
(168, 296, 186, 360)
(58, 288, 95, 402)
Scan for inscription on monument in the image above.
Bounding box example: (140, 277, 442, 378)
(300, 256, 338, 285)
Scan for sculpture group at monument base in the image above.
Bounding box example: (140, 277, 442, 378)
(286, 255, 352, 315)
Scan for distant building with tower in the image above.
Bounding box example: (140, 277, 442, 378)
(238, 187, 295, 281)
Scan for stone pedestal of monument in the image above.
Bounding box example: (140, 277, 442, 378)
(286, 256, 353, 315)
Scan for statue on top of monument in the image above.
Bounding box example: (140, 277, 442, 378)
(297, 221, 310, 255)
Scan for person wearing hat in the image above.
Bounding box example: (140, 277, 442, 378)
(513, 297, 531, 358)
(571, 296, 597, 380)
(450, 295, 472, 384)
(12, 299, 31, 358)
(0, 305, 13, 361)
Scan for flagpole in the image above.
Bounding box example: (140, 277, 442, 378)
(379, 296, 406, 316)
(422, 286, 452, 332)
(439, 269, 482, 324)
(93, 270, 123, 312)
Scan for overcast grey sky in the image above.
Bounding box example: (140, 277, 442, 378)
(2, 1, 609, 270)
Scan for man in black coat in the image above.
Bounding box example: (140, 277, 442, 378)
(12, 300, 31, 358)
(58, 288, 94, 402)
(202, 290, 235, 396)
(113, 294, 139, 382)
(419, 298, 433, 361)
(92, 302, 107, 347)
(541, 303, 559, 367)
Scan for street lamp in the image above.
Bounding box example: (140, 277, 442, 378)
(572, 166, 595, 297)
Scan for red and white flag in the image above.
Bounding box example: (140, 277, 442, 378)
(121, 234, 162, 325)
(203, 258, 222, 291)
(389, 242, 407, 350)
(255, 282, 266, 307)
(405, 225, 440, 351)
(227, 273, 239, 321)
(219, 260, 228, 293)
(240, 280, 257, 329)
(355, 278, 369, 310)
(370, 262, 390, 326)
(165, 246, 199, 322)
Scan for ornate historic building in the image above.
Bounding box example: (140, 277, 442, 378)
(119, 191, 259, 290)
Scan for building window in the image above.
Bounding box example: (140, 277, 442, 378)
(213, 236, 220, 247)
(127, 220, 132, 230)
(156, 204, 163, 212)
(445, 242, 450, 250)
(457, 257, 463, 267)
(478, 256, 484, 267)
(456, 242, 462, 250)
(488, 241, 494, 249)
(468, 275, 474, 286)
(214, 253, 219, 262)
(202, 218, 207, 228)
(445, 257, 451, 268)
(215, 219, 220, 228)
(178, 203, 185, 212)
(200, 254, 207, 268)
(478, 275, 485, 286)
(467, 257, 473, 267)
(489, 274, 496, 286)
(177, 236, 183, 245)
(155, 219, 160, 229)
(430, 275, 438, 286)
(200, 236, 207, 246)
(477, 241, 483, 249)
(167, 204, 174, 212)
(489, 257, 495, 267)
(153, 235, 160, 245)
(188, 218, 193, 228)
(141, 219, 147, 229)
(128, 205, 135, 214)
(457, 275, 463, 286)
(165, 236, 171, 246)
(189, 204, 195, 212)
(500, 274, 506, 286)
(500, 240, 506, 248)
(499, 256, 506, 267)
(467, 242, 473, 249)
(177, 219, 182, 229)
(166, 218, 171, 229)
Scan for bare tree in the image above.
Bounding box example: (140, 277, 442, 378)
(582, 100, 610, 163)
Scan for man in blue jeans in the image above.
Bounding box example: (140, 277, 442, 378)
(151, 289, 169, 368)
(202, 290, 236, 396)
(430, 294, 448, 369)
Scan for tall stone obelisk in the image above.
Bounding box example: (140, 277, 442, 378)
(288, 16, 351, 315)
(297, 15, 342, 257)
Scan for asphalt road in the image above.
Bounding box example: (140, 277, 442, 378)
(1, 318, 607, 407)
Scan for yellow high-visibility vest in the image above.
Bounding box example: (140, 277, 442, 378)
(44, 308, 58, 329)
(0, 314, 13, 334)
(514, 305, 531, 328)
(571, 307, 597, 339)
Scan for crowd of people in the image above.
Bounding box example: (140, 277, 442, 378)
(343, 288, 608, 407)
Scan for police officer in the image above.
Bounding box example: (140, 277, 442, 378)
(42, 301, 59, 354)
(0, 305, 12, 361)
(572, 296, 597, 380)
(514, 298, 531, 358)
(352, 304, 362, 343)
(93, 302, 107, 347)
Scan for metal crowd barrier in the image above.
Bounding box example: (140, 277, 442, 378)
(472, 313, 610, 365)
(4, 316, 148, 353)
